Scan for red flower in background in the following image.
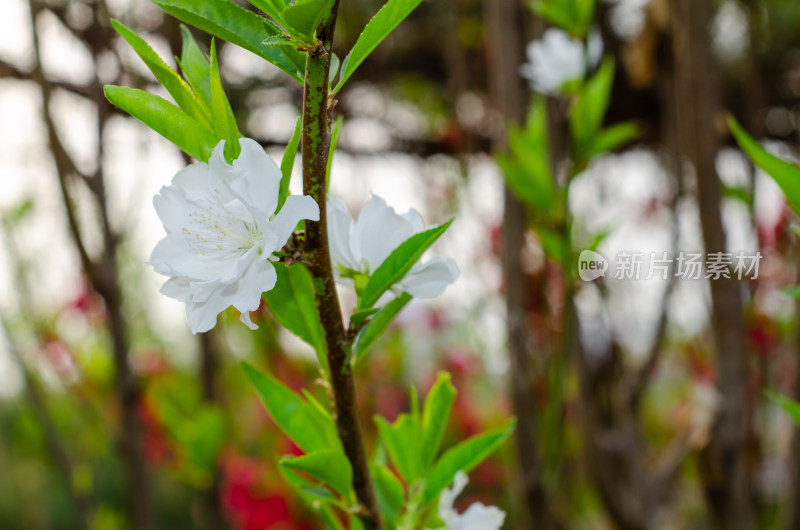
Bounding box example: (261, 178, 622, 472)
(222, 454, 312, 530)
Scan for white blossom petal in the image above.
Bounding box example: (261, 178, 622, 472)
(352, 195, 416, 270)
(326, 194, 457, 301)
(327, 196, 359, 271)
(266, 195, 320, 253)
(433, 471, 505, 530)
(397, 257, 460, 298)
(151, 137, 317, 333)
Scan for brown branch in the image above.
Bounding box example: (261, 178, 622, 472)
(672, 0, 752, 527)
(300, 3, 382, 529)
(27, 1, 157, 528)
(484, 0, 556, 528)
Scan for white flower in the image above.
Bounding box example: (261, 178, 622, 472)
(150, 138, 319, 334)
(327, 195, 458, 300)
(427, 471, 505, 530)
(519, 28, 603, 94)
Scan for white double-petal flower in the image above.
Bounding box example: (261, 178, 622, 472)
(520, 28, 603, 94)
(327, 195, 459, 300)
(427, 471, 506, 530)
(150, 138, 319, 334)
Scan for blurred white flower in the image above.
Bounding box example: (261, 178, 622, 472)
(427, 471, 506, 530)
(712, 1, 749, 64)
(150, 138, 319, 334)
(327, 195, 459, 300)
(605, 0, 651, 40)
(520, 28, 603, 94)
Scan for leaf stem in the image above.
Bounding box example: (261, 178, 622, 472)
(300, 5, 383, 528)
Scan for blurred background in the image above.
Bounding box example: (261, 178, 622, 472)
(2, 0, 800, 528)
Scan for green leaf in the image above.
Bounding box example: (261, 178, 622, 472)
(209, 40, 240, 162)
(179, 25, 212, 107)
(729, 116, 800, 216)
(104, 85, 218, 161)
(280, 467, 347, 529)
(247, 0, 289, 23)
(112, 20, 212, 130)
(281, 0, 333, 44)
(570, 58, 615, 159)
(422, 419, 515, 504)
(781, 286, 800, 299)
(375, 414, 421, 484)
(420, 372, 456, 468)
(372, 464, 405, 521)
(766, 390, 800, 426)
(352, 293, 411, 365)
(152, 0, 305, 83)
(358, 220, 454, 310)
(329, 52, 341, 85)
(327, 115, 344, 191)
(281, 449, 353, 497)
(497, 98, 555, 214)
(333, 0, 426, 92)
(242, 362, 340, 452)
(349, 307, 380, 328)
(586, 121, 639, 158)
(264, 264, 327, 371)
(262, 34, 295, 46)
(278, 116, 302, 211)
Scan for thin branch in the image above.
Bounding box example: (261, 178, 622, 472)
(300, 3, 382, 528)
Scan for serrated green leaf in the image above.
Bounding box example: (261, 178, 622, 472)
(152, 0, 305, 83)
(104, 85, 218, 161)
(334, 0, 426, 92)
(358, 220, 453, 310)
(242, 362, 339, 452)
(179, 25, 212, 107)
(264, 263, 327, 371)
(209, 40, 240, 162)
(420, 372, 455, 468)
(422, 419, 515, 504)
(375, 414, 420, 484)
(112, 20, 212, 130)
(729, 116, 800, 216)
(352, 293, 411, 365)
(263, 34, 295, 46)
(247, 0, 289, 23)
(281, 0, 333, 44)
(281, 449, 353, 497)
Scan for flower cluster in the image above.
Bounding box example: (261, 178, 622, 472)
(151, 139, 458, 334)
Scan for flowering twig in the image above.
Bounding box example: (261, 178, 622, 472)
(299, 4, 383, 528)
